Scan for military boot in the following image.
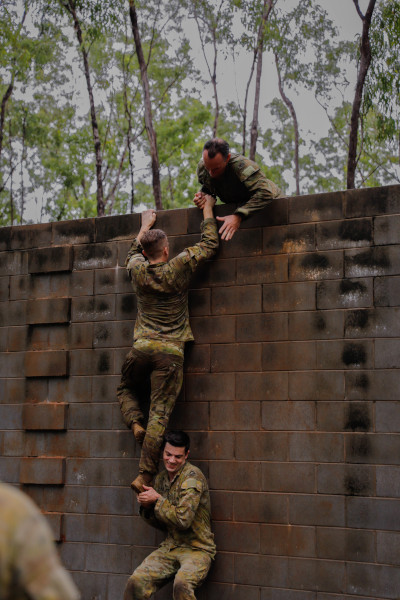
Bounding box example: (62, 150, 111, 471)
(131, 471, 153, 494)
(132, 422, 146, 444)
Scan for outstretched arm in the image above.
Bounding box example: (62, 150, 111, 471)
(136, 209, 157, 244)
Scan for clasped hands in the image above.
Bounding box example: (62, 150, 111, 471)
(193, 192, 241, 241)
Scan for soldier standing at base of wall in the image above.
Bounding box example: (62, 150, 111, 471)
(117, 198, 218, 494)
(123, 430, 216, 600)
(194, 137, 283, 241)
(0, 482, 80, 600)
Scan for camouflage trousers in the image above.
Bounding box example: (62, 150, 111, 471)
(117, 339, 184, 475)
(124, 545, 212, 600)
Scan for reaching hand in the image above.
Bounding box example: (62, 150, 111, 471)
(141, 209, 157, 230)
(193, 192, 206, 209)
(216, 214, 242, 241)
(137, 485, 161, 507)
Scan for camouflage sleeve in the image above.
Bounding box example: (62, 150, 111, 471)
(125, 237, 147, 272)
(15, 511, 80, 600)
(167, 218, 219, 290)
(234, 168, 282, 220)
(139, 505, 166, 531)
(154, 477, 203, 530)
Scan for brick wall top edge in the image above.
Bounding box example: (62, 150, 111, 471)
(0, 185, 399, 248)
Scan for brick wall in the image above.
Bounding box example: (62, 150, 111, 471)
(1, 185, 400, 599)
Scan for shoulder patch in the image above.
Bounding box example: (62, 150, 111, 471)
(242, 165, 257, 178)
(181, 478, 202, 492)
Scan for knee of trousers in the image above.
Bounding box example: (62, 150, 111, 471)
(173, 574, 194, 599)
(124, 574, 149, 600)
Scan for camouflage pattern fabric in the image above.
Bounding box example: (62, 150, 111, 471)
(124, 546, 211, 600)
(0, 482, 80, 600)
(117, 339, 184, 475)
(124, 462, 215, 599)
(197, 152, 282, 220)
(125, 218, 218, 342)
(140, 462, 216, 556)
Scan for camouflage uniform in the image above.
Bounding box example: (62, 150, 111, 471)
(124, 462, 216, 599)
(0, 482, 80, 600)
(117, 219, 218, 475)
(197, 152, 282, 220)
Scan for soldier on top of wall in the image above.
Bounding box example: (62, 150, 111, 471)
(123, 430, 216, 600)
(117, 197, 218, 494)
(194, 137, 283, 241)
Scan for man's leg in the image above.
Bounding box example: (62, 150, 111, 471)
(138, 351, 184, 476)
(117, 346, 150, 437)
(173, 549, 212, 600)
(124, 547, 177, 600)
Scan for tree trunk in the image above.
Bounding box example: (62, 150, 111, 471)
(211, 33, 219, 137)
(249, 0, 273, 161)
(347, 0, 377, 189)
(64, 0, 105, 216)
(0, 82, 13, 160)
(275, 52, 300, 195)
(129, 0, 162, 210)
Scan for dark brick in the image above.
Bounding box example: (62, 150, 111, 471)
(374, 214, 400, 245)
(289, 191, 343, 224)
(188, 289, 210, 315)
(25, 350, 68, 377)
(95, 212, 141, 242)
(289, 310, 344, 340)
(211, 285, 261, 315)
(262, 401, 314, 431)
(211, 343, 261, 372)
(20, 457, 65, 484)
(210, 401, 260, 430)
(9, 275, 28, 300)
(28, 246, 72, 274)
(184, 343, 210, 372)
(347, 496, 400, 531)
(375, 275, 400, 307)
(210, 491, 233, 521)
(377, 531, 400, 565)
(190, 316, 235, 343)
(377, 466, 400, 497)
(91, 375, 121, 404)
(88, 486, 134, 515)
(31, 485, 87, 513)
(243, 195, 288, 228)
(116, 293, 137, 320)
(316, 527, 374, 562)
(237, 255, 288, 285)
(11, 223, 52, 250)
(191, 258, 236, 289)
(0, 404, 22, 429)
(210, 461, 261, 491)
(262, 341, 316, 370)
(0, 276, 9, 301)
(0, 457, 20, 482)
(48, 376, 91, 404)
(22, 402, 68, 430)
(0, 250, 26, 276)
(345, 433, 400, 465)
(344, 402, 373, 432)
(152, 207, 188, 235)
(235, 432, 288, 461)
(376, 401, 400, 433)
(0, 227, 11, 251)
(7, 326, 27, 351)
(68, 403, 113, 430)
(346, 370, 400, 401)
(236, 372, 288, 400)
(317, 464, 375, 496)
(375, 339, 400, 368)
(44, 512, 63, 541)
(206, 432, 234, 460)
(236, 313, 288, 342)
(93, 321, 132, 349)
(261, 524, 316, 558)
(53, 218, 95, 245)
(263, 282, 316, 312)
(289, 251, 343, 281)
(317, 278, 373, 309)
(94, 267, 122, 295)
(261, 588, 315, 600)
(345, 307, 400, 338)
(71, 295, 116, 322)
(234, 494, 288, 526)
(289, 372, 344, 400)
(345, 246, 400, 278)
(166, 400, 209, 431)
(59, 542, 86, 572)
(288, 433, 344, 463)
(289, 495, 345, 527)
(109, 515, 157, 546)
(70, 572, 108, 600)
(214, 522, 260, 553)
(347, 562, 400, 599)
(27, 298, 71, 325)
(263, 223, 315, 255)
(288, 557, 345, 594)
(262, 462, 315, 493)
(73, 242, 117, 270)
(218, 227, 263, 260)
(344, 184, 400, 218)
(234, 554, 288, 588)
(70, 270, 94, 297)
(184, 373, 234, 401)
(70, 323, 93, 349)
(0, 352, 25, 377)
(316, 218, 372, 250)
(316, 340, 373, 369)
(0, 300, 27, 326)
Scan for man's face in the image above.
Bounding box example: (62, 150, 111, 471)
(203, 150, 230, 179)
(163, 442, 189, 479)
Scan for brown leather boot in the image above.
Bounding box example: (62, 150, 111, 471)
(131, 471, 153, 494)
(132, 422, 146, 445)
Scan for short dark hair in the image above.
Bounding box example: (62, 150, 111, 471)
(163, 430, 190, 452)
(203, 138, 230, 159)
(141, 229, 168, 260)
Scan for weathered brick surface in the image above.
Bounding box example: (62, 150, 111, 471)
(1, 187, 400, 599)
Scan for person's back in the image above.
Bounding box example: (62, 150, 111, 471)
(0, 482, 80, 600)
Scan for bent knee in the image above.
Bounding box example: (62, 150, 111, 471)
(124, 574, 147, 600)
(173, 574, 194, 600)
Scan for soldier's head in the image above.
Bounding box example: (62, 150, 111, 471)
(141, 229, 169, 263)
(162, 431, 190, 479)
(203, 138, 231, 179)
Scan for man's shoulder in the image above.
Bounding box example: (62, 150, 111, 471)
(229, 154, 261, 181)
(182, 462, 207, 485)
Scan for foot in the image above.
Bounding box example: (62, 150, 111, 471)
(132, 422, 146, 444)
(131, 472, 153, 494)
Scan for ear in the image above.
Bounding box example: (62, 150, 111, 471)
(227, 153, 231, 161)
(142, 249, 148, 258)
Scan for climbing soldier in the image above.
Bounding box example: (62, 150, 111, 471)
(117, 197, 218, 494)
(123, 430, 216, 600)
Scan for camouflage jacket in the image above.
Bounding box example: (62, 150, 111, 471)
(197, 153, 282, 220)
(125, 218, 218, 342)
(140, 462, 216, 557)
(0, 483, 80, 600)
